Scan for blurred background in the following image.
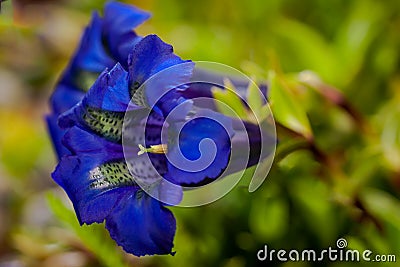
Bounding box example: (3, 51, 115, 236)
(1, 0, 400, 266)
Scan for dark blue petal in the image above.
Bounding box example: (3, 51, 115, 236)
(70, 12, 115, 74)
(49, 84, 85, 114)
(46, 114, 70, 159)
(47, 84, 85, 159)
(166, 109, 234, 185)
(62, 126, 125, 158)
(103, 1, 150, 66)
(114, 33, 143, 68)
(128, 35, 194, 111)
(105, 191, 176, 256)
(155, 92, 193, 121)
(82, 63, 134, 112)
(53, 154, 136, 224)
(53, 127, 134, 224)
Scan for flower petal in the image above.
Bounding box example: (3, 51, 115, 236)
(52, 154, 137, 224)
(49, 84, 85, 114)
(128, 35, 194, 112)
(66, 12, 115, 77)
(82, 63, 134, 112)
(103, 1, 150, 66)
(166, 108, 234, 185)
(105, 190, 176, 256)
(47, 84, 85, 158)
(53, 125, 132, 224)
(46, 114, 71, 159)
(62, 126, 124, 158)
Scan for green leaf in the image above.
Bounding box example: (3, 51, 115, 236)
(379, 100, 400, 170)
(360, 188, 400, 231)
(268, 70, 313, 139)
(334, 1, 385, 86)
(246, 78, 264, 121)
(46, 192, 129, 267)
(360, 188, 400, 254)
(271, 18, 339, 84)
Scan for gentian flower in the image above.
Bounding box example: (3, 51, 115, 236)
(47, 1, 273, 258)
(52, 34, 236, 256)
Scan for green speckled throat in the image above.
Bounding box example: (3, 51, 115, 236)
(89, 161, 136, 190)
(82, 106, 125, 143)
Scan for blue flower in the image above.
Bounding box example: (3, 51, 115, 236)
(47, 1, 150, 159)
(52, 34, 236, 256)
(47, 1, 272, 258)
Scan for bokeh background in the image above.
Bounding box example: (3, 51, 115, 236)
(1, 0, 400, 266)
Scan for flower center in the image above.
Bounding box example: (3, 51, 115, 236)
(137, 144, 168, 155)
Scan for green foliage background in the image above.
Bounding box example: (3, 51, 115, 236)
(0, 0, 400, 266)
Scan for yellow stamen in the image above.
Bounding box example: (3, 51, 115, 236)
(138, 144, 168, 155)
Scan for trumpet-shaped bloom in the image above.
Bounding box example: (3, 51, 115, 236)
(47, 1, 271, 258)
(52, 34, 235, 256)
